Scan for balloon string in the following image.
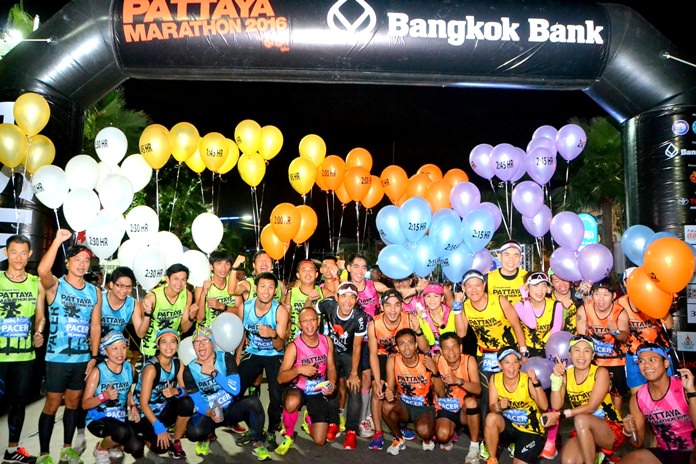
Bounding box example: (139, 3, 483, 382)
(563, 163, 570, 209)
(169, 164, 181, 231)
(215, 175, 223, 216)
(53, 209, 67, 256)
(325, 192, 333, 252)
(489, 179, 510, 238)
(258, 180, 266, 221)
(251, 187, 260, 250)
(210, 171, 216, 211)
(336, 205, 346, 255)
(362, 209, 372, 252)
(355, 202, 360, 254)
(155, 170, 160, 217)
(507, 181, 514, 237)
(11, 170, 18, 234)
(303, 241, 310, 260)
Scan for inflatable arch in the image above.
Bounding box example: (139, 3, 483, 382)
(1, 0, 696, 260)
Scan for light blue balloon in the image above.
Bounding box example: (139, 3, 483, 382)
(429, 212, 463, 257)
(399, 196, 432, 243)
(620, 224, 654, 265)
(411, 235, 439, 278)
(431, 207, 459, 223)
(377, 244, 415, 280)
(376, 205, 406, 245)
(441, 246, 475, 283)
(462, 208, 495, 252)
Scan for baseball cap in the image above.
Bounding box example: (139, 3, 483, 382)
(636, 342, 669, 360)
(462, 269, 485, 285)
(569, 334, 594, 351)
(380, 288, 403, 304)
(422, 283, 444, 296)
(526, 272, 550, 286)
(66, 245, 93, 259)
(156, 328, 180, 345)
(337, 281, 358, 297)
(622, 267, 637, 281)
(99, 331, 128, 356)
(497, 347, 522, 362)
(499, 240, 522, 253)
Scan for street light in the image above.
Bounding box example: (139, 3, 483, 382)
(219, 214, 252, 221)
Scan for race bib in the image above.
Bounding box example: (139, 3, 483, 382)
(303, 379, 324, 396)
(104, 406, 126, 421)
(401, 395, 424, 407)
(65, 317, 89, 339)
(592, 408, 606, 419)
(594, 339, 613, 356)
(0, 317, 30, 338)
(437, 397, 461, 412)
(482, 352, 501, 373)
(250, 333, 273, 351)
(503, 408, 529, 426)
(208, 389, 232, 408)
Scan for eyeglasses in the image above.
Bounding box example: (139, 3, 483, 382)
(193, 339, 211, 345)
(113, 283, 133, 290)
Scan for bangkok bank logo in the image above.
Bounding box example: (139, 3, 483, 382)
(327, 0, 377, 35)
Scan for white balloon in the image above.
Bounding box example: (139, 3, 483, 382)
(181, 249, 210, 288)
(125, 205, 159, 242)
(31, 165, 69, 210)
(151, 231, 184, 268)
(95, 162, 124, 193)
(65, 154, 99, 191)
(120, 154, 153, 192)
(178, 336, 196, 365)
(191, 212, 223, 254)
(98, 174, 134, 214)
(133, 246, 165, 291)
(62, 188, 100, 232)
(95, 126, 128, 166)
(117, 238, 139, 269)
(85, 210, 126, 260)
(212, 313, 244, 352)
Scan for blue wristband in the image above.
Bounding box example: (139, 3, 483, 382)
(452, 301, 463, 312)
(176, 386, 185, 398)
(153, 420, 167, 435)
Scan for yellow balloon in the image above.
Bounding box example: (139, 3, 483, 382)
(14, 92, 50, 136)
(185, 149, 206, 174)
(139, 124, 172, 170)
(238, 152, 266, 187)
(235, 119, 261, 155)
(199, 132, 228, 172)
(170, 122, 200, 162)
(25, 134, 55, 174)
(259, 125, 283, 160)
(0, 123, 29, 169)
(217, 139, 240, 175)
(299, 134, 326, 168)
(288, 156, 316, 196)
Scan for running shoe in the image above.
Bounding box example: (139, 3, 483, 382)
(359, 419, 375, 438)
(235, 430, 254, 446)
(108, 447, 124, 460)
(327, 423, 341, 442)
(386, 437, 406, 456)
(401, 428, 416, 441)
(72, 435, 86, 456)
(265, 432, 278, 451)
(539, 440, 557, 460)
(3, 448, 37, 464)
(58, 448, 81, 464)
(253, 445, 271, 461)
(92, 445, 109, 464)
(479, 443, 490, 460)
(368, 432, 384, 450)
(339, 415, 346, 432)
(343, 430, 357, 450)
(35, 456, 53, 464)
(274, 435, 294, 456)
(440, 441, 453, 451)
(465, 446, 480, 464)
(422, 440, 435, 451)
(168, 440, 186, 460)
(230, 422, 247, 434)
(194, 440, 210, 457)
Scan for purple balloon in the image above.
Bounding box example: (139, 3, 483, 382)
(549, 246, 582, 282)
(522, 357, 554, 389)
(525, 147, 557, 185)
(527, 135, 557, 156)
(450, 182, 481, 218)
(545, 331, 574, 367)
(512, 180, 544, 217)
(509, 148, 528, 182)
(556, 123, 586, 162)
(472, 248, 494, 274)
(522, 204, 552, 238)
(532, 125, 558, 141)
(479, 202, 502, 231)
(550, 211, 584, 250)
(490, 143, 523, 182)
(578, 243, 614, 283)
(469, 143, 494, 180)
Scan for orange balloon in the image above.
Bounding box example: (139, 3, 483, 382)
(393, 190, 408, 207)
(270, 202, 301, 243)
(314, 165, 328, 191)
(380, 165, 408, 203)
(406, 173, 432, 199)
(319, 155, 346, 191)
(444, 168, 469, 186)
(293, 205, 318, 244)
(417, 163, 443, 182)
(344, 166, 371, 202)
(644, 237, 696, 294)
(424, 179, 452, 212)
(345, 147, 373, 171)
(288, 156, 316, 196)
(361, 175, 384, 209)
(260, 224, 286, 261)
(626, 266, 674, 318)
(335, 181, 352, 205)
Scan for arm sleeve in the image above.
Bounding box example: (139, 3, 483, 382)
(514, 300, 537, 329)
(550, 301, 564, 333)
